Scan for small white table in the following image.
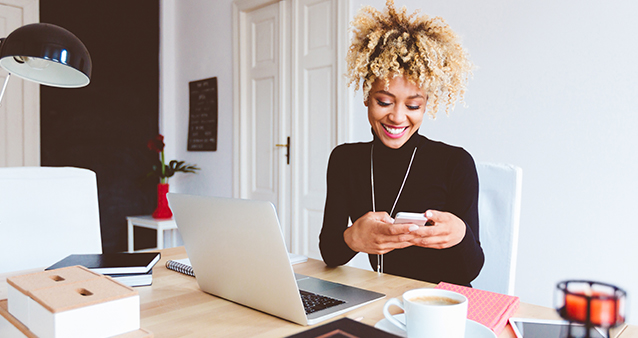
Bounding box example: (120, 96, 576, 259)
(126, 215, 178, 252)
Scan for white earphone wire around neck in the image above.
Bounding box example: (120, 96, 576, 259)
(370, 144, 418, 274)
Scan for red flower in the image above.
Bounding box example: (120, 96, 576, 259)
(146, 134, 200, 184)
(147, 134, 165, 153)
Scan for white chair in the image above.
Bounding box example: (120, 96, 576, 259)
(0, 167, 102, 274)
(472, 162, 523, 295)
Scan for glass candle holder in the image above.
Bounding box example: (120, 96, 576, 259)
(555, 280, 626, 338)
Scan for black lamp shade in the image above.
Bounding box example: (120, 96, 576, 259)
(0, 23, 92, 88)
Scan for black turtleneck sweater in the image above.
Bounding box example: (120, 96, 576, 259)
(319, 132, 484, 286)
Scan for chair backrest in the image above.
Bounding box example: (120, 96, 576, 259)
(472, 162, 523, 295)
(0, 167, 102, 274)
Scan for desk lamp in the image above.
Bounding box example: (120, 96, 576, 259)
(0, 22, 92, 103)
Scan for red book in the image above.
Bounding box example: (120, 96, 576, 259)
(435, 282, 519, 335)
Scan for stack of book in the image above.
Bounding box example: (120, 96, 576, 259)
(46, 252, 161, 287)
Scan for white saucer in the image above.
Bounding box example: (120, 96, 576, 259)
(374, 314, 497, 338)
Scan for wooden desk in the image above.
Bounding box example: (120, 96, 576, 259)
(2, 247, 636, 337)
(139, 247, 637, 337)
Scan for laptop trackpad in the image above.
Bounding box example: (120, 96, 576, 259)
(295, 274, 339, 293)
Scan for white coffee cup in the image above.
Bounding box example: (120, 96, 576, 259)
(383, 288, 468, 338)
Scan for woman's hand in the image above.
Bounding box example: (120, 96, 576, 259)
(409, 210, 466, 249)
(344, 211, 416, 255)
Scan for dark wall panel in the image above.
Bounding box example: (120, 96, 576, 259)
(41, 1, 160, 252)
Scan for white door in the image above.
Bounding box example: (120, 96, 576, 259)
(233, 0, 347, 258)
(290, 0, 341, 259)
(235, 1, 292, 247)
(0, 0, 39, 167)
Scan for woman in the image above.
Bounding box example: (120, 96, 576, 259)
(319, 0, 484, 286)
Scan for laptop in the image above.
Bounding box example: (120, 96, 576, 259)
(167, 193, 385, 326)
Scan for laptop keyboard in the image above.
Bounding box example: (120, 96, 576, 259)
(299, 290, 346, 314)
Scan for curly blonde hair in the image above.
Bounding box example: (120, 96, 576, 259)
(346, 0, 473, 118)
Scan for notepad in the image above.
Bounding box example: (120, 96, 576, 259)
(435, 282, 519, 335)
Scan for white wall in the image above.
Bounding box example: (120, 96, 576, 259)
(160, 0, 235, 198)
(163, 0, 638, 322)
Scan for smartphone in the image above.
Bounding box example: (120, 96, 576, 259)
(394, 212, 430, 226)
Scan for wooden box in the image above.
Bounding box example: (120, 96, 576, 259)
(7, 265, 101, 328)
(6, 266, 141, 338)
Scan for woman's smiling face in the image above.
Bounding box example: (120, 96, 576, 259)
(366, 76, 428, 149)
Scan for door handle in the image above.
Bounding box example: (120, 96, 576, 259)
(276, 136, 290, 165)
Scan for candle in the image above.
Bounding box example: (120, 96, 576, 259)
(564, 290, 619, 327)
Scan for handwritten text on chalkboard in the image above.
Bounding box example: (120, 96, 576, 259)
(188, 77, 218, 151)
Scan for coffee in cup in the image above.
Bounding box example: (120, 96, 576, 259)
(409, 295, 462, 306)
(383, 288, 468, 338)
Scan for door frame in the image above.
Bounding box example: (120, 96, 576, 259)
(0, 0, 39, 167)
(232, 0, 350, 255)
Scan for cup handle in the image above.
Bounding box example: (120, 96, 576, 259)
(383, 298, 406, 331)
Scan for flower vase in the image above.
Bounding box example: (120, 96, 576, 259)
(152, 183, 173, 219)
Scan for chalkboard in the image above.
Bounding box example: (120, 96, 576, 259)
(188, 77, 218, 151)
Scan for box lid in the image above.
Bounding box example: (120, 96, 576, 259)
(7, 266, 101, 295)
(29, 276, 138, 313)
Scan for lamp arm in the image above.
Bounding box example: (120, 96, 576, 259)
(0, 73, 10, 107)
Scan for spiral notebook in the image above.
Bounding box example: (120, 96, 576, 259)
(166, 258, 195, 277)
(166, 253, 309, 278)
